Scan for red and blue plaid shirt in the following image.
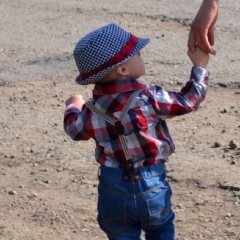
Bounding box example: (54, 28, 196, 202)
(64, 67, 209, 168)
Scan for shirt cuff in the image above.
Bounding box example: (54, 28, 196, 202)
(192, 66, 209, 81)
(65, 103, 82, 111)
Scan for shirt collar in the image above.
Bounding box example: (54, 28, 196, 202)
(92, 78, 147, 95)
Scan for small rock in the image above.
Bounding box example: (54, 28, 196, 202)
(218, 83, 228, 88)
(197, 181, 209, 189)
(233, 191, 240, 197)
(225, 212, 231, 218)
(230, 160, 237, 165)
(32, 192, 38, 197)
(195, 199, 204, 205)
(230, 196, 239, 203)
(176, 237, 187, 240)
(229, 140, 238, 150)
(214, 141, 221, 148)
(8, 190, 17, 195)
(175, 204, 183, 209)
(219, 181, 240, 191)
(220, 108, 229, 113)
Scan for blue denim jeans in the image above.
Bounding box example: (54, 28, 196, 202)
(97, 163, 175, 240)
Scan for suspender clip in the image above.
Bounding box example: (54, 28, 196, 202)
(115, 121, 124, 135)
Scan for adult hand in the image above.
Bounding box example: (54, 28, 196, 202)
(188, 0, 219, 55)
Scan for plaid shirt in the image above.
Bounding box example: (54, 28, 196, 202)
(64, 66, 209, 168)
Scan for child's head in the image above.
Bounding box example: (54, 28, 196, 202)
(73, 23, 150, 85)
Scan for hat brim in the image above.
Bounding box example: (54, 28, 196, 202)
(75, 37, 150, 85)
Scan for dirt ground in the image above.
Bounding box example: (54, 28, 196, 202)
(0, 1, 240, 240)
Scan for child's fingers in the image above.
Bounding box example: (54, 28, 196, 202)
(187, 49, 194, 58)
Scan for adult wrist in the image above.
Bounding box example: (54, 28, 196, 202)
(208, 0, 219, 5)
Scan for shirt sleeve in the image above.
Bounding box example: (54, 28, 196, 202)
(63, 103, 91, 141)
(150, 66, 209, 119)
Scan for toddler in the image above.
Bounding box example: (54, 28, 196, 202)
(64, 23, 209, 240)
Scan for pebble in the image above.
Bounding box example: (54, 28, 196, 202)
(219, 181, 240, 191)
(195, 199, 204, 205)
(233, 191, 240, 197)
(225, 212, 231, 218)
(230, 160, 237, 165)
(230, 196, 239, 203)
(218, 83, 228, 88)
(220, 108, 229, 113)
(175, 204, 183, 209)
(32, 192, 38, 197)
(229, 140, 238, 150)
(8, 190, 17, 195)
(176, 237, 187, 240)
(214, 141, 221, 148)
(197, 181, 209, 189)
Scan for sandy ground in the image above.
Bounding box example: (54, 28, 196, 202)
(0, 0, 240, 239)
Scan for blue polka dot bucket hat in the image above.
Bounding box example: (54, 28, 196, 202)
(73, 23, 150, 85)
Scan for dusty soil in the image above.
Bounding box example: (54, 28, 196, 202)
(0, 1, 240, 239)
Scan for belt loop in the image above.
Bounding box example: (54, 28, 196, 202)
(123, 160, 133, 181)
(163, 162, 167, 178)
(98, 166, 101, 179)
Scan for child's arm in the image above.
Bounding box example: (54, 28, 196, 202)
(149, 47, 210, 119)
(64, 95, 90, 141)
(187, 46, 209, 68)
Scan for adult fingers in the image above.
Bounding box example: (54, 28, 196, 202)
(187, 31, 197, 53)
(208, 26, 215, 46)
(196, 31, 216, 55)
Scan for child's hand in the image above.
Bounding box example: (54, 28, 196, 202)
(187, 47, 209, 68)
(65, 95, 85, 108)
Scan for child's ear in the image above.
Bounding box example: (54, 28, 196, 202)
(116, 65, 129, 76)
